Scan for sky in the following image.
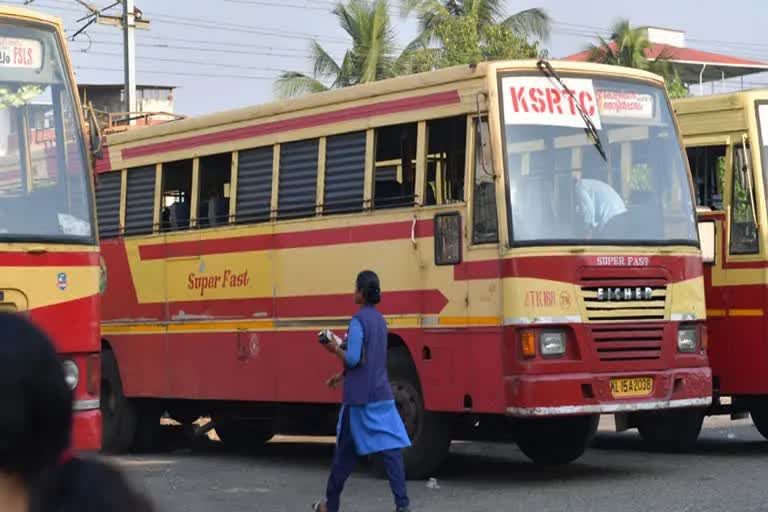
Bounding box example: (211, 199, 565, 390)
(13, 0, 768, 116)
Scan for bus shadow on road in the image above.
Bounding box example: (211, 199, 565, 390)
(433, 442, 661, 485)
(591, 428, 768, 458)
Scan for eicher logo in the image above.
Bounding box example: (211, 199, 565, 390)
(502, 76, 602, 129)
(597, 287, 654, 301)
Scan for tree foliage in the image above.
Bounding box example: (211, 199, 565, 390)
(275, 0, 412, 97)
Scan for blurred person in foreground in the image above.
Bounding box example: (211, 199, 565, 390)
(0, 312, 154, 512)
(313, 270, 411, 512)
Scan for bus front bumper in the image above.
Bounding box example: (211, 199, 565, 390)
(72, 407, 102, 451)
(504, 367, 712, 417)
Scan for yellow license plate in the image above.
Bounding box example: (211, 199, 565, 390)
(610, 377, 654, 398)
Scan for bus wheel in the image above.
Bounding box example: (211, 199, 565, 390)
(212, 416, 274, 451)
(388, 347, 451, 480)
(516, 415, 599, 465)
(101, 349, 137, 453)
(637, 409, 704, 452)
(750, 399, 768, 440)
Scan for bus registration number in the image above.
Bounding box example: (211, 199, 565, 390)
(610, 377, 654, 398)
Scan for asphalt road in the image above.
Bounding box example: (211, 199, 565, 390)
(113, 418, 768, 512)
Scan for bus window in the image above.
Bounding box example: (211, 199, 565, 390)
(278, 139, 319, 220)
(124, 165, 156, 236)
(425, 116, 467, 206)
(472, 118, 498, 244)
(324, 131, 365, 214)
(161, 159, 192, 231)
(198, 153, 231, 227)
(686, 145, 726, 210)
(235, 146, 273, 224)
(95, 171, 121, 239)
(374, 123, 417, 210)
(730, 143, 758, 254)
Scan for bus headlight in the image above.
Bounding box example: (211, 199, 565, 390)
(677, 326, 698, 353)
(540, 331, 566, 357)
(62, 360, 79, 390)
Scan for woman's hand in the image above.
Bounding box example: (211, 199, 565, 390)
(326, 373, 344, 389)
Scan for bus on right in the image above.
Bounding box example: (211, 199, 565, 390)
(675, 90, 768, 439)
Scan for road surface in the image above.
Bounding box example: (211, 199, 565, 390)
(113, 418, 768, 512)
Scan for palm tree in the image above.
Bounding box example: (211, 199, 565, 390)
(402, 0, 550, 46)
(588, 19, 674, 78)
(275, 0, 415, 98)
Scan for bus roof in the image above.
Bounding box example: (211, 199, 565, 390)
(0, 5, 63, 29)
(105, 59, 667, 147)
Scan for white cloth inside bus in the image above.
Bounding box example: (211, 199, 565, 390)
(576, 179, 627, 231)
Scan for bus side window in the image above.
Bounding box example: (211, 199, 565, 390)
(236, 146, 273, 224)
(197, 153, 232, 227)
(124, 165, 156, 236)
(686, 145, 726, 210)
(278, 139, 319, 220)
(730, 143, 759, 255)
(161, 159, 193, 232)
(324, 131, 366, 214)
(472, 118, 499, 244)
(425, 116, 467, 206)
(95, 171, 121, 239)
(374, 123, 417, 210)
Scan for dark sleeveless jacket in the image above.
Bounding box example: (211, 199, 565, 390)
(342, 305, 393, 406)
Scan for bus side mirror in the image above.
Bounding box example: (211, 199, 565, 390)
(698, 220, 716, 264)
(434, 212, 462, 266)
(86, 103, 103, 159)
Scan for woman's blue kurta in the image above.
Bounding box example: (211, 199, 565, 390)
(337, 317, 411, 456)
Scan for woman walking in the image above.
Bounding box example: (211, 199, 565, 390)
(314, 270, 411, 512)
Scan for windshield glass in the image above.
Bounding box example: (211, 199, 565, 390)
(0, 23, 93, 242)
(500, 74, 696, 245)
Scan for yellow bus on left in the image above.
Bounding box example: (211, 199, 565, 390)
(0, 6, 102, 450)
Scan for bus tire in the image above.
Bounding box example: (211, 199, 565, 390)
(387, 347, 451, 480)
(516, 415, 599, 465)
(750, 399, 768, 440)
(101, 349, 137, 453)
(637, 409, 704, 452)
(212, 416, 274, 451)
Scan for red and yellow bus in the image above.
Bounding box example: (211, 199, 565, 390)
(675, 89, 768, 439)
(95, 60, 710, 476)
(0, 7, 101, 450)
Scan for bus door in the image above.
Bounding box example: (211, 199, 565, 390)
(409, 116, 470, 411)
(692, 134, 765, 393)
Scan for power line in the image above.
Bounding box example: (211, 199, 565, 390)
(69, 38, 310, 60)
(80, 50, 299, 73)
(75, 65, 278, 80)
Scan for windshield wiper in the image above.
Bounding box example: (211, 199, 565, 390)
(536, 59, 607, 161)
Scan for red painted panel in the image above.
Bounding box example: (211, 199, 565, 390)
(108, 333, 169, 397)
(29, 294, 100, 353)
(455, 254, 702, 284)
(0, 251, 98, 267)
(138, 219, 434, 261)
(94, 146, 111, 173)
(121, 91, 461, 160)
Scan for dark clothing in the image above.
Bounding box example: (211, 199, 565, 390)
(325, 408, 409, 512)
(343, 305, 393, 406)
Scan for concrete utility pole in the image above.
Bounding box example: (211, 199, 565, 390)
(92, 1, 150, 119)
(123, 0, 136, 115)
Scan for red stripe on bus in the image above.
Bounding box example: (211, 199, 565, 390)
(0, 251, 98, 267)
(94, 146, 111, 173)
(454, 255, 703, 283)
(121, 90, 461, 160)
(138, 219, 435, 260)
(29, 294, 100, 353)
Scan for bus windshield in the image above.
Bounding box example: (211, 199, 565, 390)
(0, 23, 93, 243)
(500, 75, 697, 245)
